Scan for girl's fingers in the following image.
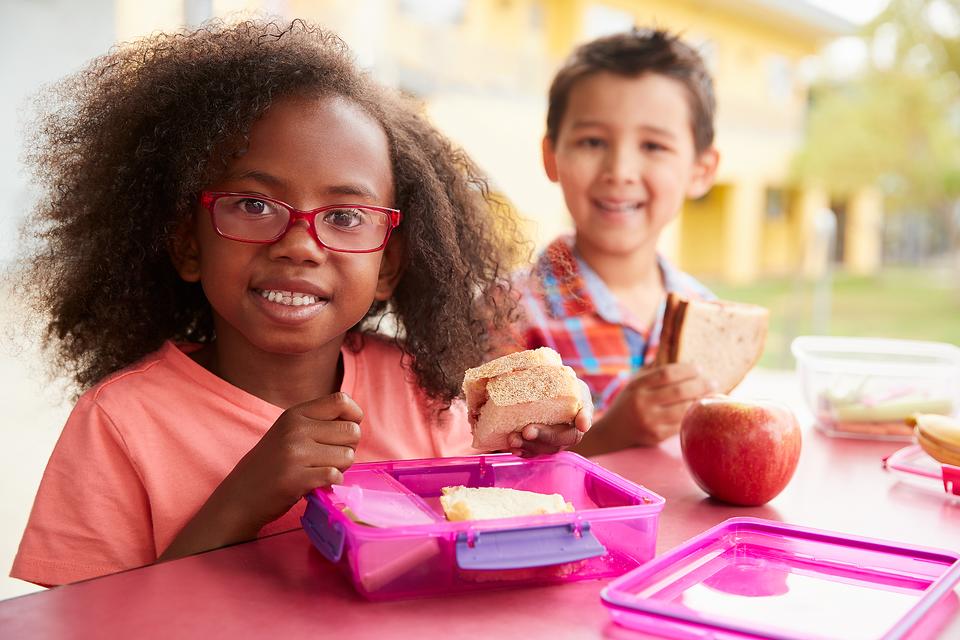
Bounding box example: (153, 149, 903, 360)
(575, 379, 594, 432)
(305, 466, 344, 489)
(308, 443, 356, 471)
(307, 420, 362, 447)
(522, 423, 582, 448)
(296, 391, 364, 423)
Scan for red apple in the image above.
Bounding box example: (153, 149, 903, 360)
(680, 395, 801, 506)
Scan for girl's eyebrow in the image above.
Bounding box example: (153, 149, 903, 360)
(225, 170, 379, 200)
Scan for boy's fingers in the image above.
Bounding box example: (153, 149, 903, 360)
(637, 362, 701, 389)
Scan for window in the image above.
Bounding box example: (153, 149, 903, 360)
(765, 55, 793, 103)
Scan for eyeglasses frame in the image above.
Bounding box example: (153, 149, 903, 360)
(199, 191, 402, 253)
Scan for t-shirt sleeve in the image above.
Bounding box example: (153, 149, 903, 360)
(10, 394, 155, 587)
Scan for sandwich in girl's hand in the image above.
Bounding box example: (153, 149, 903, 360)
(655, 293, 769, 394)
(463, 348, 584, 451)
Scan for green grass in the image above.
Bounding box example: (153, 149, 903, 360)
(704, 267, 960, 370)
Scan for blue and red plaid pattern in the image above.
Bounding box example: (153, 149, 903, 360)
(514, 236, 714, 414)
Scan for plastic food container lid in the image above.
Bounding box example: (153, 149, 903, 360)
(601, 517, 960, 640)
(790, 336, 960, 377)
(884, 444, 960, 498)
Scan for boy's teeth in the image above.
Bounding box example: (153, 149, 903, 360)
(597, 200, 642, 212)
(258, 289, 320, 306)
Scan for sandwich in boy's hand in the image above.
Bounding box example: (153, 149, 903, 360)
(654, 293, 769, 393)
(463, 347, 583, 451)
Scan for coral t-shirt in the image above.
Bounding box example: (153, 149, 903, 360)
(11, 335, 476, 587)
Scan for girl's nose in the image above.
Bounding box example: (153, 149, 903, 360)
(266, 219, 327, 264)
(602, 144, 641, 184)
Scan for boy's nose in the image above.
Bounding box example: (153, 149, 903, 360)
(602, 145, 641, 184)
(267, 219, 327, 264)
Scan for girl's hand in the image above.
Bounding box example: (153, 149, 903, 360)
(575, 363, 716, 456)
(159, 392, 361, 562)
(219, 391, 362, 531)
(508, 379, 594, 457)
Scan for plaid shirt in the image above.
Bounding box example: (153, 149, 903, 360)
(514, 236, 714, 414)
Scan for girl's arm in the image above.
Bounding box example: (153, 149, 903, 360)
(159, 392, 361, 561)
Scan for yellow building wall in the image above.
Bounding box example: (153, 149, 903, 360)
(111, 0, 878, 282)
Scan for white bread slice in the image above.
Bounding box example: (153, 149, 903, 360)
(674, 298, 769, 393)
(471, 365, 582, 450)
(440, 486, 574, 521)
(462, 347, 564, 416)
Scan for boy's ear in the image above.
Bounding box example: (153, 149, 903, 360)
(686, 147, 720, 199)
(541, 135, 559, 183)
(168, 216, 202, 283)
(374, 232, 406, 301)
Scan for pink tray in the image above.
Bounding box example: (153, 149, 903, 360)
(601, 517, 960, 639)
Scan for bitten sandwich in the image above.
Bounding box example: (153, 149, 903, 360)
(463, 347, 583, 451)
(654, 292, 769, 393)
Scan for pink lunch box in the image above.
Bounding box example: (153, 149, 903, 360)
(301, 451, 664, 600)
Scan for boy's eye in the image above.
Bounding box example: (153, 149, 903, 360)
(576, 137, 606, 149)
(642, 141, 669, 152)
(323, 208, 365, 229)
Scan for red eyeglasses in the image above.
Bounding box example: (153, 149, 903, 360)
(200, 191, 402, 253)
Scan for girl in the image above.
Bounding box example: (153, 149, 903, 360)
(11, 19, 590, 588)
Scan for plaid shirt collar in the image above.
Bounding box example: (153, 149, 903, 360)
(532, 235, 692, 327)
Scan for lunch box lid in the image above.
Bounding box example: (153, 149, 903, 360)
(601, 516, 960, 640)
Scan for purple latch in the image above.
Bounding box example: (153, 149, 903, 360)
(302, 494, 345, 562)
(455, 522, 606, 570)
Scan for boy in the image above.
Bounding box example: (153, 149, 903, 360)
(513, 28, 720, 455)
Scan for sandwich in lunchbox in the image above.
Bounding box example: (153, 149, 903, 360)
(654, 292, 769, 393)
(463, 347, 583, 451)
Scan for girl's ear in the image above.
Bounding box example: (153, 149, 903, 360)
(686, 147, 720, 199)
(168, 216, 202, 283)
(374, 232, 406, 301)
(542, 135, 559, 183)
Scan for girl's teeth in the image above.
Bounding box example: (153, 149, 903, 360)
(259, 289, 320, 306)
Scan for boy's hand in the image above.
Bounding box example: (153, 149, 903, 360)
(159, 392, 361, 562)
(508, 379, 593, 457)
(576, 363, 716, 455)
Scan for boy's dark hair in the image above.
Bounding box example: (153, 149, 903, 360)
(545, 28, 715, 153)
(17, 19, 527, 404)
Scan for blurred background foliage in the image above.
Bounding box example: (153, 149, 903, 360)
(794, 0, 960, 258)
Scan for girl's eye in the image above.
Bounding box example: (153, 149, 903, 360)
(323, 208, 365, 229)
(226, 197, 278, 217)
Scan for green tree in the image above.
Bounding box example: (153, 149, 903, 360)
(795, 0, 960, 220)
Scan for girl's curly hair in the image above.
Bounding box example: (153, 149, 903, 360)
(17, 19, 528, 404)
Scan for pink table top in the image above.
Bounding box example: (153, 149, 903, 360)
(2, 427, 959, 639)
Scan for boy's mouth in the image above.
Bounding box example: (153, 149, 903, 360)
(593, 198, 646, 213)
(256, 288, 324, 306)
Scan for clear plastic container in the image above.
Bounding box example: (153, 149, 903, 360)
(791, 336, 960, 441)
(601, 517, 960, 640)
(301, 451, 664, 600)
